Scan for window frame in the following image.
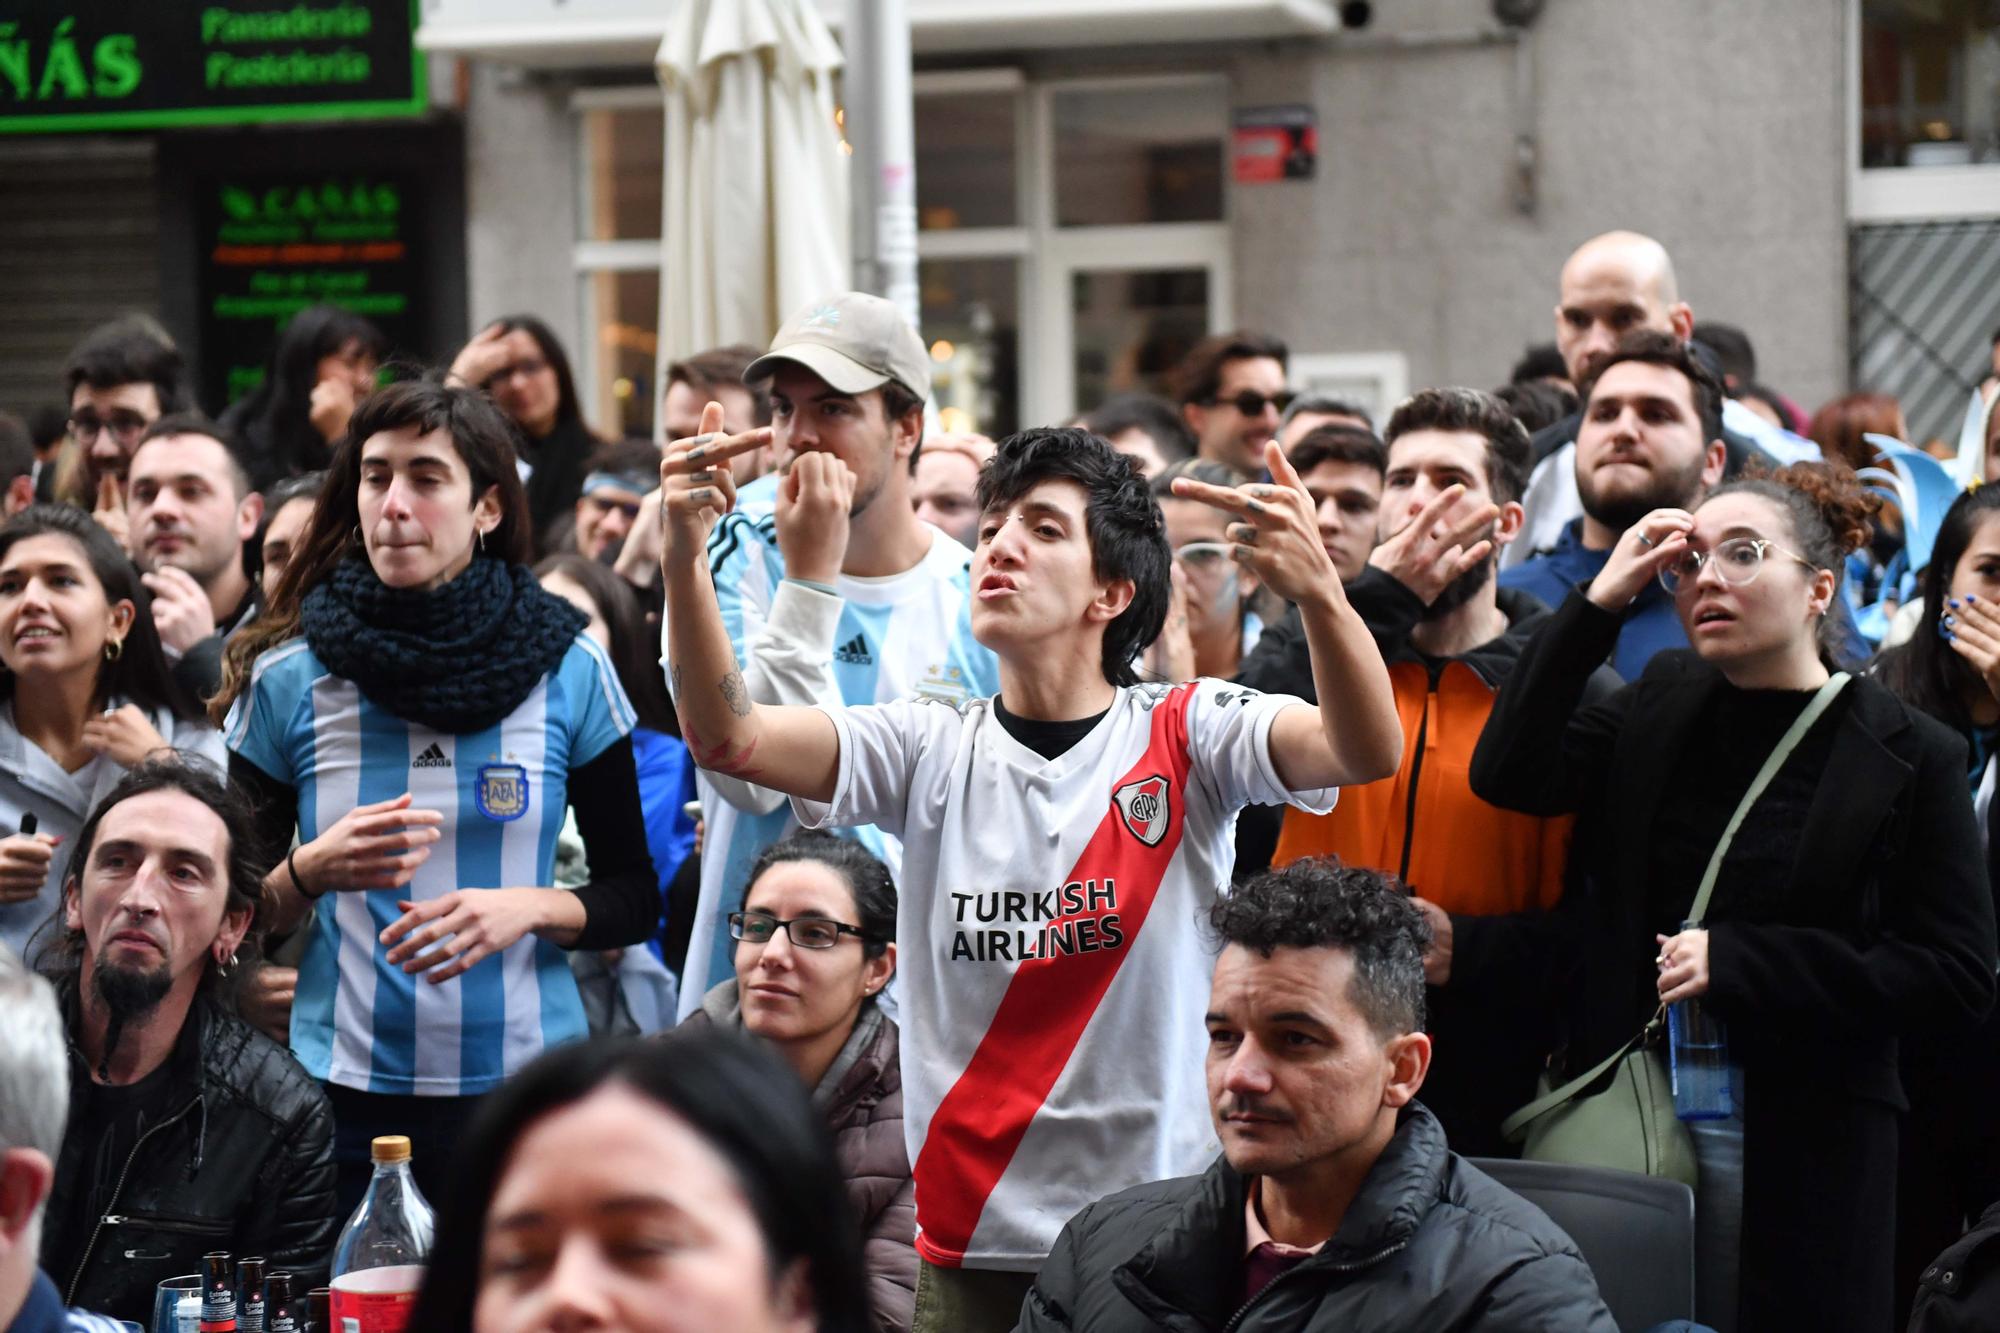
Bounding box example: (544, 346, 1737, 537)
(1848, 0, 2000, 222)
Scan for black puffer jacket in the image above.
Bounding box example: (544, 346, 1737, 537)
(1018, 1104, 1614, 1333)
(47, 995, 338, 1325)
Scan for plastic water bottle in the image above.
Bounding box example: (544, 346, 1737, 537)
(1668, 996, 1732, 1120)
(329, 1136, 434, 1333)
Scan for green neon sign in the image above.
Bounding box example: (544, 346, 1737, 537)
(0, 1, 423, 133)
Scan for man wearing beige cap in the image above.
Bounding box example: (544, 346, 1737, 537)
(668, 292, 1000, 1020)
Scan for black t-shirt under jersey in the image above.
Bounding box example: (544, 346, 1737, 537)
(994, 697, 1110, 761)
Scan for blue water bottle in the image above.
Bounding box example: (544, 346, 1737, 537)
(1666, 922, 1731, 1120)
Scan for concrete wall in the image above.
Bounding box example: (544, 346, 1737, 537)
(462, 61, 580, 354)
(1229, 0, 1849, 410)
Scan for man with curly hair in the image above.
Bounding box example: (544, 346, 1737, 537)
(1018, 859, 1616, 1332)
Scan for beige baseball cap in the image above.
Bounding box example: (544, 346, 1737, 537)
(745, 292, 932, 400)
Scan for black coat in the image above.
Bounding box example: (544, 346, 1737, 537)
(1017, 1103, 1615, 1333)
(46, 995, 339, 1325)
(1906, 1198, 2000, 1333)
(1469, 590, 1998, 1332)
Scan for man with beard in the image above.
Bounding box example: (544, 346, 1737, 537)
(49, 319, 193, 545)
(1502, 331, 1727, 680)
(37, 760, 335, 1325)
(123, 417, 264, 698)
(669, 292, 999, 1018)
(1241, 388, 1619, 1155)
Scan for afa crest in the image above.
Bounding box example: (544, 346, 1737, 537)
(475, 763, 530, 822)
(1112, 774, 1171, 847)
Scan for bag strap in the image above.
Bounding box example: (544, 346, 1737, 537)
(1500, 671, 1851, 1144)
(1685, 671, 1850, 927)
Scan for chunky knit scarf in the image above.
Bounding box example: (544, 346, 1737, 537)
(301, 557, 586, 734)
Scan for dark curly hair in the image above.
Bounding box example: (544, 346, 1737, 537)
(975, 427, 1171, 686)
(1208, 857, 1430, 1038)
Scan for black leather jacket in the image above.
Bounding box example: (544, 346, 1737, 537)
(45, 994, 338, 1325)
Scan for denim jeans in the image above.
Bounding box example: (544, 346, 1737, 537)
(1686, 1061, 1747, 1333)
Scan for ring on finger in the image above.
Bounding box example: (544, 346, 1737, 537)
(1637, 533, 1655, 548)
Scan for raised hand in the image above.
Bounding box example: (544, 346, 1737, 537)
(81, 705, 171, 769)
(0, 833, 56, 905)
(1943, 593, 2000, 703)
(1169, 441, 1343, 609)
(309, 374, 359, 443)
(94, 471, 129, 550)
(1368, 484, 1501, 605)
(774, 449, 856, 585)
(1586, 508, 1696, 612)
(658, 400, 772, 573)
(448, 322, 512, 387)
(141, 565, 218, 654)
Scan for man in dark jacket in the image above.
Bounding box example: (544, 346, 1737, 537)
(1243, 388, 1618, 1156)
(36, 761, 336, 1326)
(1017, 860, 1614, 1333)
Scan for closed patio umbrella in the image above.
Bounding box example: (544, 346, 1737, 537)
(655, 0, 849, 385)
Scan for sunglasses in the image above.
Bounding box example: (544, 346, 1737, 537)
(1202, 389, 1295, 417)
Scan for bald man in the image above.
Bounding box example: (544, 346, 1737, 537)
(1499, 231, 1787, 571)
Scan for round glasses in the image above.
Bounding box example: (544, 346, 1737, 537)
(1173, 540, 1232, 571)
(1658, 536, 1819, 596)
(69, 409, 151, 447)
(729, 909, 867, 950)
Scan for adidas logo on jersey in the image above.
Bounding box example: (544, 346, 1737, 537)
(834, 634, 874, 666)
(412, 743, 452, 769)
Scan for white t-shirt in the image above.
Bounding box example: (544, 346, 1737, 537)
(796, 678, 1335, 1270)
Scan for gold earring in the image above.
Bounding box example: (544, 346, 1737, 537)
(103, 637, 123, 662)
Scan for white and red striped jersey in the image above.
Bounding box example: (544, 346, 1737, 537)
(797, 679, 1336, 1270)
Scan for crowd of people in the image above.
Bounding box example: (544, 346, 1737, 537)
(0, 223, 1997, 1333)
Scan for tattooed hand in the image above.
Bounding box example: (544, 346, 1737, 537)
(658, 400, 773, 575)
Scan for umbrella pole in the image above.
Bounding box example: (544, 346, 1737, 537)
(845, 0, 920, 333)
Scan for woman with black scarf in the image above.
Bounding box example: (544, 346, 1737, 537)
(211, 376, 654, 1210)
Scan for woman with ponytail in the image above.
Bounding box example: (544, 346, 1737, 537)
(213, 376, 654, 1210)
(1472, 458, 1996, 1332)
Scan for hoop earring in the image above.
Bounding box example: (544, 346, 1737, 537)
(103, 637, 123, 662)
(215, 950, 236, 978)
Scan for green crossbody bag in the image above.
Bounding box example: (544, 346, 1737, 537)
(1496, 672, 1852, 1184)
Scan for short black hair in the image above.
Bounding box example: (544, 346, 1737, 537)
(1578, 329, 1726, 448)
(1288, 424, 1387, 479)
(745, 830, 896, 963)
(1383, 387, 1533, 506)
(60, 317, 192, 413)
(976, 427, 1170, 687)
(667, 343, 773, 426)
(1168, 331, 1289, 407)
(38, 757, 268, 1004)
(1490, 380, 1578, 437)
(134, 412, 253, 499)
(581, 439, 663, 486)
(261, 470, 325, 514)
(1281, 393, 1373, 432)
(1692, 321, 1756, 387)
(1083, 393, 1196, 466)
(1208, 858, 1430, 1038)
(1510, 342, 1569, 386)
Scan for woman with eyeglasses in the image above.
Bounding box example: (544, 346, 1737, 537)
(1470, 463, 1996, 1333)
(449, 316, 604, 548)
(679, 829, 912, 1333)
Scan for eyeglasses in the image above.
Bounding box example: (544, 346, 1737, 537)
(1173, 541, 1233, 570)
(1202, 389, 1294, 418)
(69, 410, 151, 447)
(483, 357, 549, 389)
(1659, 536, 1820, 596)
(729, 910, 868, 950)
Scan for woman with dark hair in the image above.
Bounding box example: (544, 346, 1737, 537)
(536, 551, 694, 1033)
(1869, 482, 2000, 1313)
(680, 829, 911, 1332)
(0, 504, 221, 955)
(410, 1028, 873, 1333)
(1472, 464, 1997, 1333)
(211, 376, 656, 1209)
(220, 303, 389, 493)
(450, 316, 602, 545)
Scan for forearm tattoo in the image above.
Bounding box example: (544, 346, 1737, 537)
(719, 669, 751, 718)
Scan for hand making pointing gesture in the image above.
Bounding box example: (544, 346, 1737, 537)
(1168, 439, 1350, 609)
(657, 400, 775, 573)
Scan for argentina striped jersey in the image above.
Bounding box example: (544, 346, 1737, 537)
(226, 633, 636, 1096)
